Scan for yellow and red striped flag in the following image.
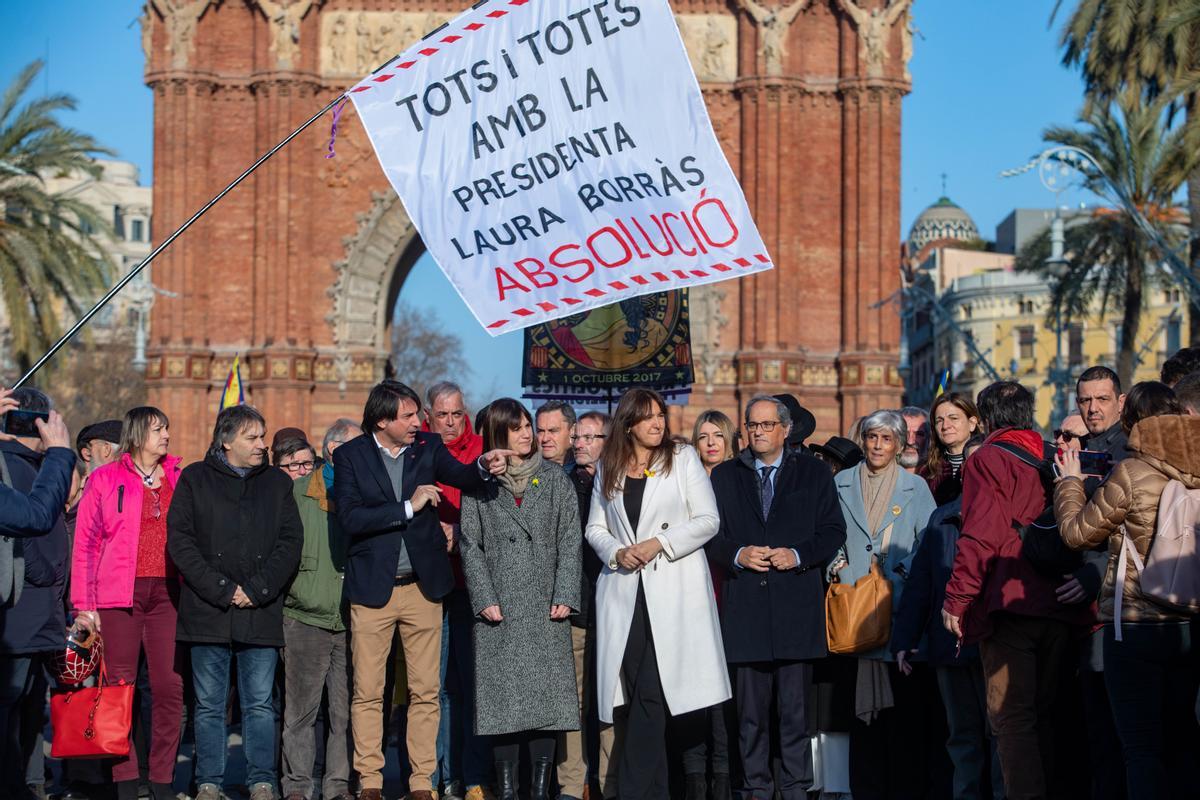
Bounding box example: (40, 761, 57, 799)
(218, 355, 244, 412)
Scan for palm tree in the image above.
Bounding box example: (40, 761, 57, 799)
(1053, 0, 1200, 341)
(1015, 91, 1200, 389)
(0, 60, 113, 374)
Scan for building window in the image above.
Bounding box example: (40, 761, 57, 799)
(1018, 326, 1035, 360)
(1068, 323, 1084, 367)
(131, 219, 144, 242)
(962, 305, 972, 320)
(1166, 316, 1182, 358)
(112, 206, 124, 239)
(1165, 289, 1181, 304)
(1020, 299, 1035, 315)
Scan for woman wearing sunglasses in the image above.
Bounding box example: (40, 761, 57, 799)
(71, 406, 184, 800)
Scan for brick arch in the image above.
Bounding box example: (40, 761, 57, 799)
(145, 0, 911, 459)
(326, 190, 420, 384)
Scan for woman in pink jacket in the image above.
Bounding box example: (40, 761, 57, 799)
(72, 406, 183, 800)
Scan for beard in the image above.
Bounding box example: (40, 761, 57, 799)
(899, 449, 920, 469)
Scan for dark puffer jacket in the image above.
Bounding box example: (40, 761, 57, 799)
(167, 453, 303, 647)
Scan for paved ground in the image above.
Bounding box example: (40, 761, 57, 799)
(44, 717, 413, 800)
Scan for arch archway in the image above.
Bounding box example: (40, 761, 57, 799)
(327, 190, 418, 370)
(146, 0, 908, 458)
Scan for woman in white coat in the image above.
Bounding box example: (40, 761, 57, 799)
(585, 388, 731, 800)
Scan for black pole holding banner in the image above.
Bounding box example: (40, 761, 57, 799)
(11, 0, 507, 389)
(11, 94, 347, 389)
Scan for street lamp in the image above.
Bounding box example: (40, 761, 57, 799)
(1003, 145, 1200, 301)
(1001, 151, 1076, 423)
(1045, 212, 1072, 424)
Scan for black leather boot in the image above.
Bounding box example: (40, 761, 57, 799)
(530, 755, 554, 800)
(494, 760, 518, 800)
(710, 772, 732, 800)
(685, 773, 708, 800)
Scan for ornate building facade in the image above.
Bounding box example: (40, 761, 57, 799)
(142, 0, 911, 457)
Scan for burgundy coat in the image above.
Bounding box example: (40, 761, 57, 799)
(943, 428, 1093, 644)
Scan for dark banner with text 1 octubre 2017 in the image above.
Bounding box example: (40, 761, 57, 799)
(347, 0, 771, 337)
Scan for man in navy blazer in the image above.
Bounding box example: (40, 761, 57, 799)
(333, 380, 510, 800)
(707, 395, 846, 800)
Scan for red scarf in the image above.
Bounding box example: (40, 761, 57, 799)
(420, 416, 484, 525)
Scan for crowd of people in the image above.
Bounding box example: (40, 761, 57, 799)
(2, 345, 1200, 800)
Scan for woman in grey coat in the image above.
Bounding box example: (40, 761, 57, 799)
(459, 398, 581, 800)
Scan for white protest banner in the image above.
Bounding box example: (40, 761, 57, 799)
(347, 0, 771, 335)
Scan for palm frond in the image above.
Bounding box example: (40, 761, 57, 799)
(0, 61, 116, 369)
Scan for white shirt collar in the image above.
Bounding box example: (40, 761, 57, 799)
(754, 451, 784, 473)
(373, 433, 409, 460)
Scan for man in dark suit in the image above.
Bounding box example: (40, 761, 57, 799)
(333, 380, 510, 800)
(707, 395, 846, 800)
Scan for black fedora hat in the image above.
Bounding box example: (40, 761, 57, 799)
(811, 436, 863, 469)
(773, 394, 816, 448)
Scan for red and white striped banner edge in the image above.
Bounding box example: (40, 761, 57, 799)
(485, 252, 771, 330)
(350, 0, 532, 94)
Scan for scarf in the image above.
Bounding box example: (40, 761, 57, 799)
(421, 416, 483, 524)
(859, 460, 899, 535)
(496, 452, 543, 500)
(216, 450, 251, 478)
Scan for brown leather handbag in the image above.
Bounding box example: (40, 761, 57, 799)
(825, 522, 895, 655)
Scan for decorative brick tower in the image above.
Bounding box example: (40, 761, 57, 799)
(143, 0, 908, 458)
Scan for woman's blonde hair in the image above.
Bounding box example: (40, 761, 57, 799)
(691, 410, 735, 463)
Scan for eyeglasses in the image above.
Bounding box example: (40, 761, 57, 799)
(745, 421, 781, 433)
(282, 460, 316, 473)
(570, 434, 607, 444)
(1053, 429, 1082, 443)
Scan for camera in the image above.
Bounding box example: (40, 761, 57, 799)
(2, 409, 49, 437)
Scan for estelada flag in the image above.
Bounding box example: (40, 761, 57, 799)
(219, 355, 244, 412)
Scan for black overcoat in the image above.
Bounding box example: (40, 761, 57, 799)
(707, 448, 846, 663)
(333, 431, 486, 607)
(167, 454, 303, 646)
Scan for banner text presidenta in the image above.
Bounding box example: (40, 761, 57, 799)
(349, 0, 770, 335)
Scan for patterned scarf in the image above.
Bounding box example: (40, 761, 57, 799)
(496, 451, 543, 500)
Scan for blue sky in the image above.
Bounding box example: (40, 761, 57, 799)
(0, 1, 1096, 405)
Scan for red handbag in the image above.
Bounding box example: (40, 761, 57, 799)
(50, 662, 134, 759)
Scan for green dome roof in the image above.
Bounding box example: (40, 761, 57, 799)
(908, 196, 980, 255)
